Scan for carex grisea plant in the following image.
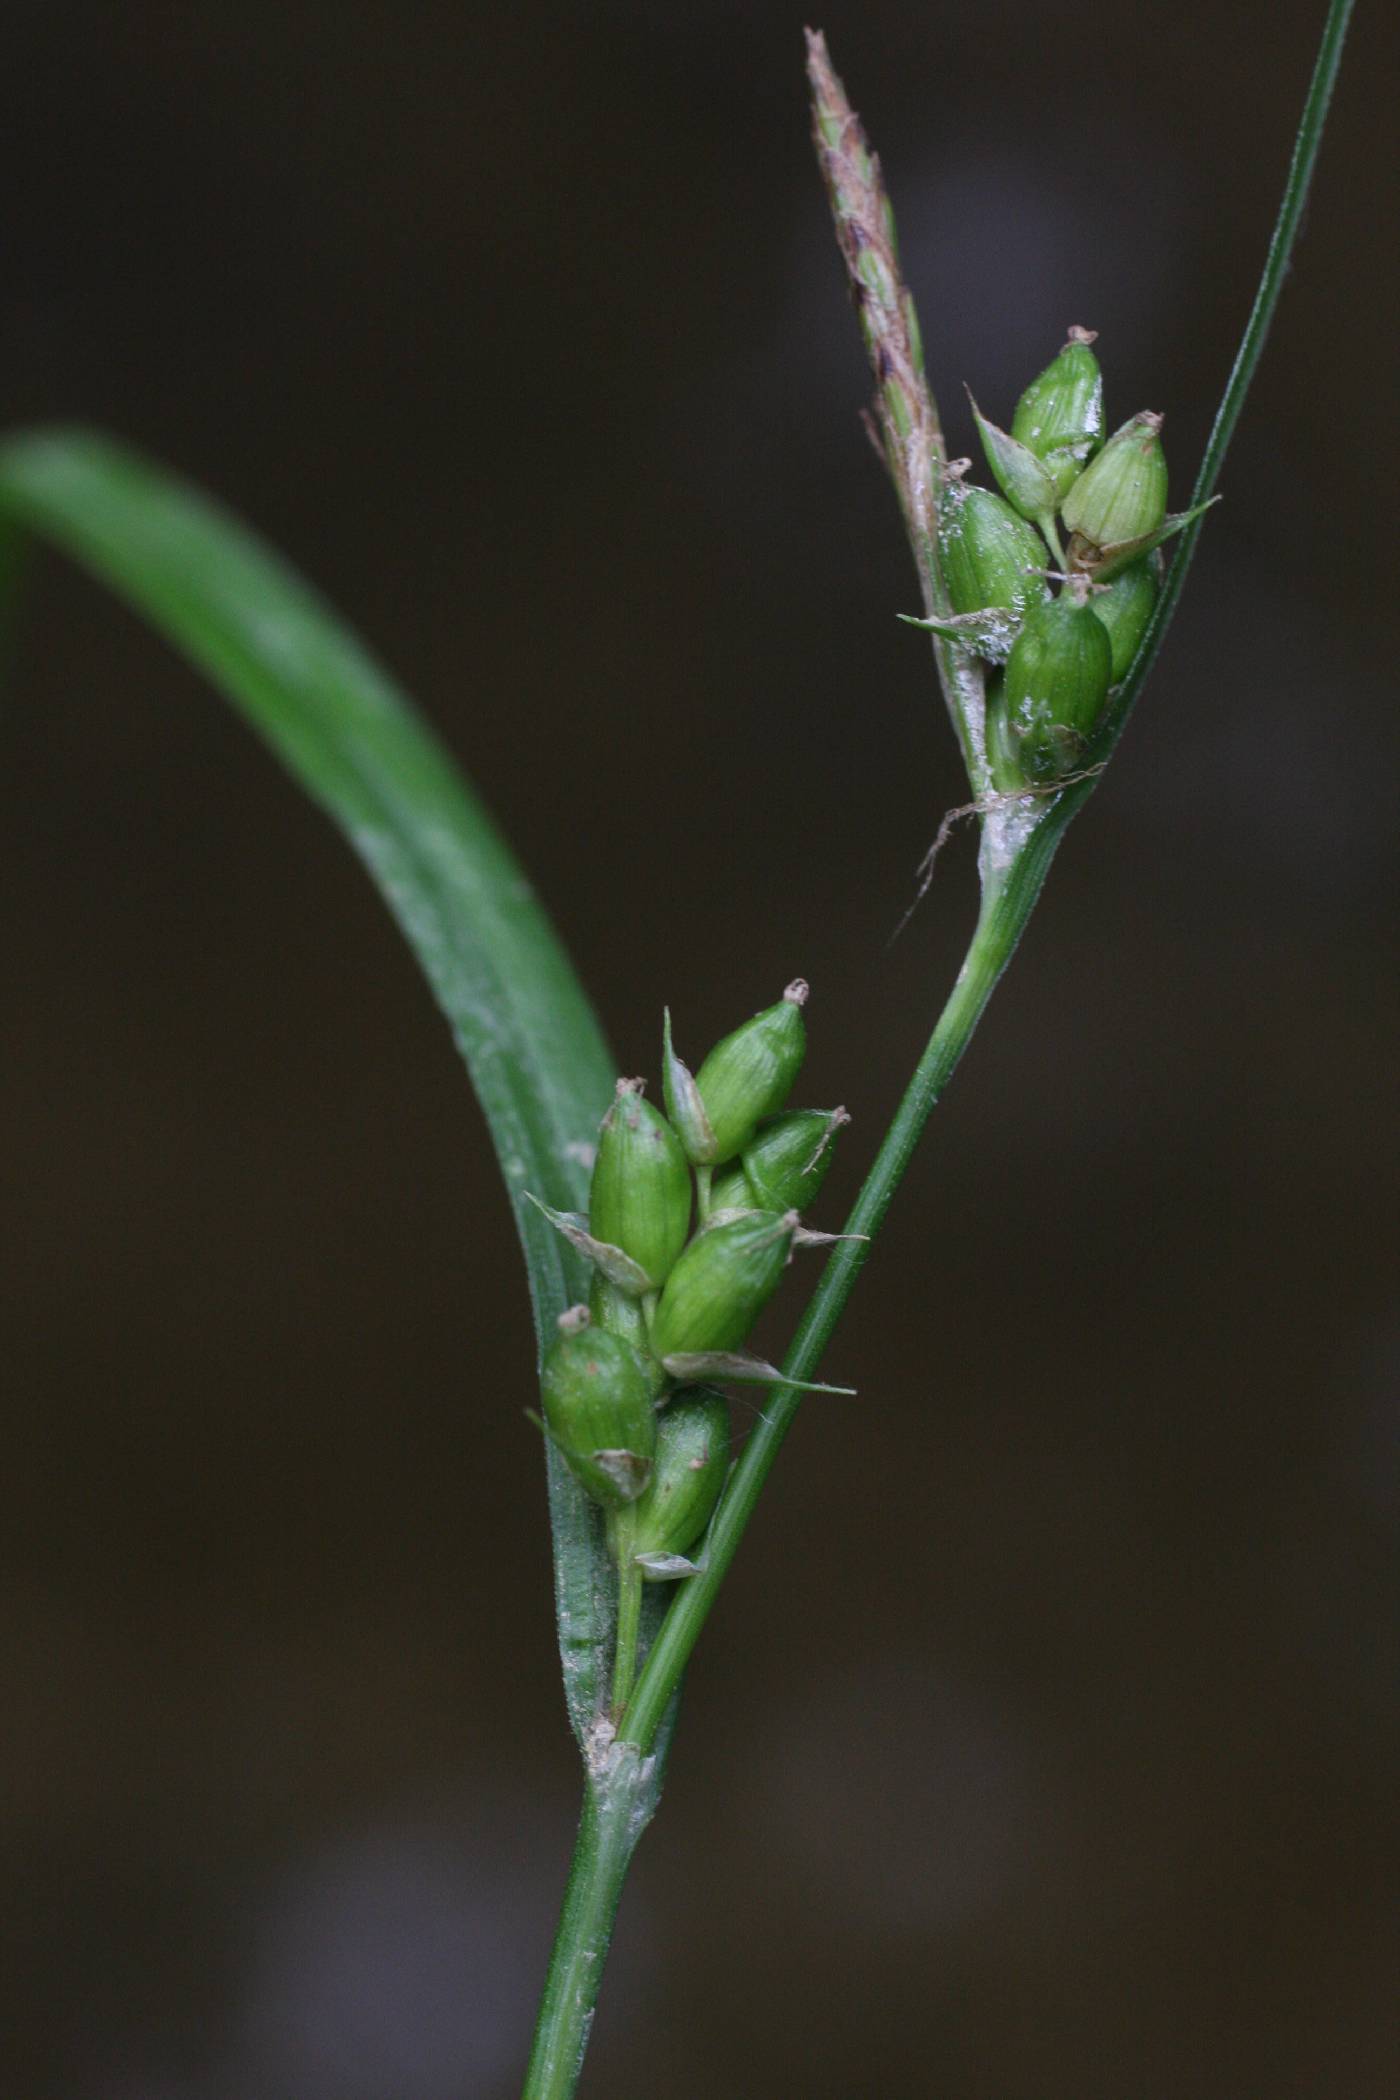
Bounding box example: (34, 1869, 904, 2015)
(0, 9, 1353, 2095)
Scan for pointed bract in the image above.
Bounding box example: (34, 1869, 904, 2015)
(1070, 495, 1220, 582)
(524, 1193, 652, 1297)
(900, 606, 1026, 658)
(657, 1350, 855, 1396)
(662, 1007, 718, 1166)
(969, 394, 1062, 553)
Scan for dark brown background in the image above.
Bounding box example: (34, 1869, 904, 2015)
(2, 3, 1396, 2095)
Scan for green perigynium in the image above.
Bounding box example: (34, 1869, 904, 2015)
(709, 1105, 849, 1215)
(650, 1208, 799, 1361)
(541, 1306, 657, 1509)
(939, 475, 1050, 663)
(534, 987, 842, 1408)
(530, 979, 849, 1832)
(589, 1078, 691, 1288)
(613, 1385, 731, 1579)
(688, 981, 809, 1165)
(1062, 410, 1168, 569)
(898, 329, 1214, 771)
(1011, 325, 1105, 504)
(1003, 580, 1113, 783)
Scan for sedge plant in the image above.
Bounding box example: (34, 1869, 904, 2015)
(0, 7, 1354, 2094)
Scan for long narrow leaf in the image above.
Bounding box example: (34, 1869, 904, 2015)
(0, 427, 616, 1740)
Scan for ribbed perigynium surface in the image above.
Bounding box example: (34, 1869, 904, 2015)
(627, 1388, 731, 1570)
(1062, 412, 1168, 558)
(692, 983, 807, 1165)
(735, 1105, 849, 1214)
(589, 1079, 691, 1287)
(1004, 592, 1113, 782)
(650, 1210, 797, 1360)
(541, 1312, 657, 1509)
(1011, 328, 1105, 503)
(940, 481, 1050, 657)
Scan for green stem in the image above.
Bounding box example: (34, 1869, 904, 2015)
(610, 1556, 643, 1716)
(521, 1746, 658, 2100)
(1095, 0, 1354, 753)
(694, 1162, 713, 1224)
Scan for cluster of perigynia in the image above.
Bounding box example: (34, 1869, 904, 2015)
(535, 982, 849, 1583)
(909, 327, 1214, 789)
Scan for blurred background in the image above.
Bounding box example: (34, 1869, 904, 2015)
(2, 2, 1396, 2094)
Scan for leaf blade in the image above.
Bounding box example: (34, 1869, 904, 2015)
(0, 425, 616, 1739)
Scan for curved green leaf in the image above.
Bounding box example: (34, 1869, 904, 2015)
(0, 426, 617, 1740)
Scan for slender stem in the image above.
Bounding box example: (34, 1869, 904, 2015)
(620, 840, 1063, 1753)
(694, 1162, 713, 1224)
(521, 1748, 657, 2100)
(610, 1558, 643, 1715)
(1095, 0, 1354, 753)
